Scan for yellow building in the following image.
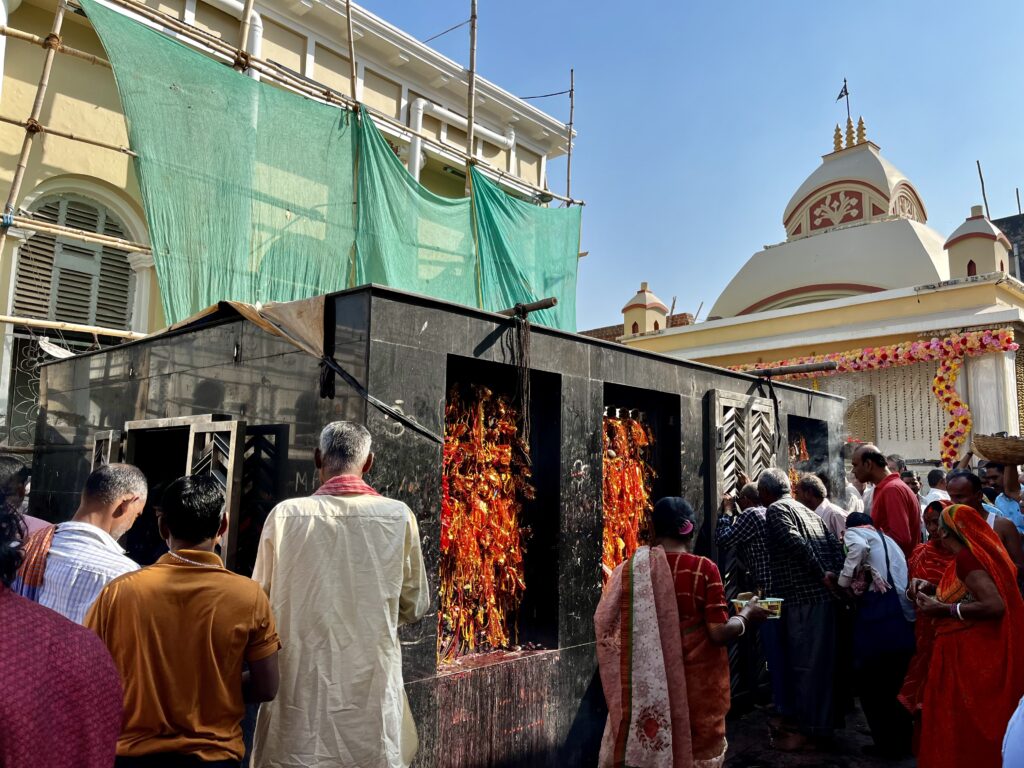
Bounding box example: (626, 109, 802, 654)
(0, 0, 571, 445)
(616, 120, 1023, 465)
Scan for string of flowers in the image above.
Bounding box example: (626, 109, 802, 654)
(731, 329, 1018, 468)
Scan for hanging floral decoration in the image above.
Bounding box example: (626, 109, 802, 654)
(602, 414, 656, 582)
(439, 385, 533, 664)
(730, 329, 1018, 468)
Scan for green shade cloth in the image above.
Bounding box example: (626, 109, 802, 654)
(471, 166, 580, 330)
(355, 106, 477, 308)
(82, 0, 581, 330)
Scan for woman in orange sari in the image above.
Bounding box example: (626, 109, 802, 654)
(910, 503, 1024, 767)
(595, 497, 767, 767)
(898, 499, 954, 737)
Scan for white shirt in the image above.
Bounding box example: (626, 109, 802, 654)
(815, 499, 849, 540)
(838, 525, 915, 622)
(844, 484, 865, 515)
(862, 484, 875, 515)
(922, 488, 950, 507)
(252, 492, 430, 768)
(37, 521, 139, 624)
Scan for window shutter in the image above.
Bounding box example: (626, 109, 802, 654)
(13, 196, 135, 330)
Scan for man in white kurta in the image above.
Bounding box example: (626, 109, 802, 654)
(251, 422, 430, 768)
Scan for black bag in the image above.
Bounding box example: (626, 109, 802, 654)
(852, 530, 916, 666)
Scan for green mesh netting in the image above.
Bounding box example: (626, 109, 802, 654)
(355, 106, 477, 308)
(471, 167, 580, 330)
(82, 0, 355, 324)
(82, 0, 581, 331)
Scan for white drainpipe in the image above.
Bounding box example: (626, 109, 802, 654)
(407, 97, 514, 182)
(203, 0, 263, 80)
(0, 0, 23, 106)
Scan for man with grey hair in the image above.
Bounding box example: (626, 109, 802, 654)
(758, 468, 844, 752)
(794, 473, 848, 540)
(13, 462, 147, 623)
(252, 421, 430, 768)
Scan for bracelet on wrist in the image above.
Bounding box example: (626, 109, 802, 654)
(955, 603, 964, 621)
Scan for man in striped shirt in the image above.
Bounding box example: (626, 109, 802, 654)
(14, 463, 147, 623)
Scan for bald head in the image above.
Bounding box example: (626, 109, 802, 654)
(851, 443, 889, 485)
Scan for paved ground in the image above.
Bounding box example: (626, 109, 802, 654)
(724, 706, 916, 768)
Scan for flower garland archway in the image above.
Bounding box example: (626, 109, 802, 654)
(731, 329, 1019, 467)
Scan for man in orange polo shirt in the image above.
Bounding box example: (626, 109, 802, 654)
(86, 475, 281, 768)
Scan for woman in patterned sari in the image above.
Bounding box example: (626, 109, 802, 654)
(898, 499, 954, 744)
(910, 503, 1024, 767)
(595, 497, 767, 767)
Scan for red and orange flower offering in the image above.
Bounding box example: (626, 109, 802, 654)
(438, 384, 534, 663)
(602, 414, 656, 582)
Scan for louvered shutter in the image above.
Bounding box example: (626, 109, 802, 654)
(12, 196, 134, 330)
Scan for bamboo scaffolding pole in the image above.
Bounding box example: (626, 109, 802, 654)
(344, 0, 357, 100)
(11, 214, 151, 253)
(0, 312, 146, 338)
(0, 115, 136, 156)
(71, 0, 585, 205)
(4, 0, 68, 217)
(464, 0, 477, 196)
(0, 24, 110, 67)
(565, 68, 574, 202)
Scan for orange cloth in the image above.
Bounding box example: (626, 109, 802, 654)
(918, 505, 1024, 768)
(85, 549, 281, 761)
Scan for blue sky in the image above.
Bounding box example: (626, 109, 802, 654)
(360, 2, 1024, 330)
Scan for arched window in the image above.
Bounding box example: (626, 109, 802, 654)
(631, 321, 639, 334)
(1000, 260, 1005, 273)
(13, 195, 133, 329)
(967, 259, 977, 277)
(653, 320, 660, 330)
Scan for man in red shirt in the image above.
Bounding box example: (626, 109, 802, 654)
(852, 444, 920, 557)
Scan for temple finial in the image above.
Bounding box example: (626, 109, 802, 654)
(856, 116, 866, 144)
(833, 124, 842, 152)
(845, 117, 855, 149)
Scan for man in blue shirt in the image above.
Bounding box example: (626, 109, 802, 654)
(984, 462, 1024, 535)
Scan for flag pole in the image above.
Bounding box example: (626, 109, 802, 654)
(844, 78, 851, 124)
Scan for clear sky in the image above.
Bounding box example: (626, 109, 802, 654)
(359, 1, 1024, 330)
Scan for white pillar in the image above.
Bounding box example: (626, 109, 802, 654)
(0, 0, 24, 109)
(127, 252, 155, 333)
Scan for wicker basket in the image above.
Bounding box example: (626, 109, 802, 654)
(973, 434, 1024, 465)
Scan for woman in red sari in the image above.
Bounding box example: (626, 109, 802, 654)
(910, 503, 1024, 767)
(898, 499, 954, 737)
(595, 497, 767, 767)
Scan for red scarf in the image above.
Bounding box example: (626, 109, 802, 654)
(314, 474, 380, 497)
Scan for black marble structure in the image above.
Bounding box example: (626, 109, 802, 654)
(31, 285, 845, 767)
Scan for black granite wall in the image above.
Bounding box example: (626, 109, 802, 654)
(32, 286, 845, 768)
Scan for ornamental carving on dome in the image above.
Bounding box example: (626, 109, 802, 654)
(892, 191, 918, 220)
(810, 190, 862, 231)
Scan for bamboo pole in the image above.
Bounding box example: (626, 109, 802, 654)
(0, 25, 110, 67)
(0, 312, 146, 339)
(345, 0, 357, 100)
(977, 160, 990, 219)
(464, 0, 477, 196)
(565, 68, 574, 202)
(11, 215, 151, 253)
(0, 115, 136, 156)
(4, 0, 68, 217)
(71, 0, 586, 205)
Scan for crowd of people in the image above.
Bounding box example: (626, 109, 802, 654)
(0, 421, 428, 768)
(597, 442, 1024, 767)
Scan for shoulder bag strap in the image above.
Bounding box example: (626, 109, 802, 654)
(875, 529, 896, 588)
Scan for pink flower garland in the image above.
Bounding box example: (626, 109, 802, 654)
(731, 329, 1019, 468)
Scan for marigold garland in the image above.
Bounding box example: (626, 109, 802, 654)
(439, 384, 534, 663)
(731, 329, 1019, 468)
(601, 415, 656, 581)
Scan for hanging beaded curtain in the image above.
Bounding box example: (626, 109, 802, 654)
(601, 412, 656, 581)
(439, 385, 533, 663)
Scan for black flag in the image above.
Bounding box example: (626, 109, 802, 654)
(836, 81, 849, 101)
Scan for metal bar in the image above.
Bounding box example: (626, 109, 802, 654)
(0, 24, 111, 67)
(463, 0, 477, 196)
(0, 311, 147, 338)
(345, 0, 357, 100)
(496, 297, 557, 316)
(0, 115, 136, 156)
(748, 361, 839, 378)
(565, 67, 574, 202)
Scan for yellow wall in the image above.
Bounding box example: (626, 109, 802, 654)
(361, 68, 401, 119)
(625, 282, 1024, 368)
(261, 18, 306, 75)
(517, 146, 540, 186)
(314, 43, 351, 97)
(947, 237, 1006, 279)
